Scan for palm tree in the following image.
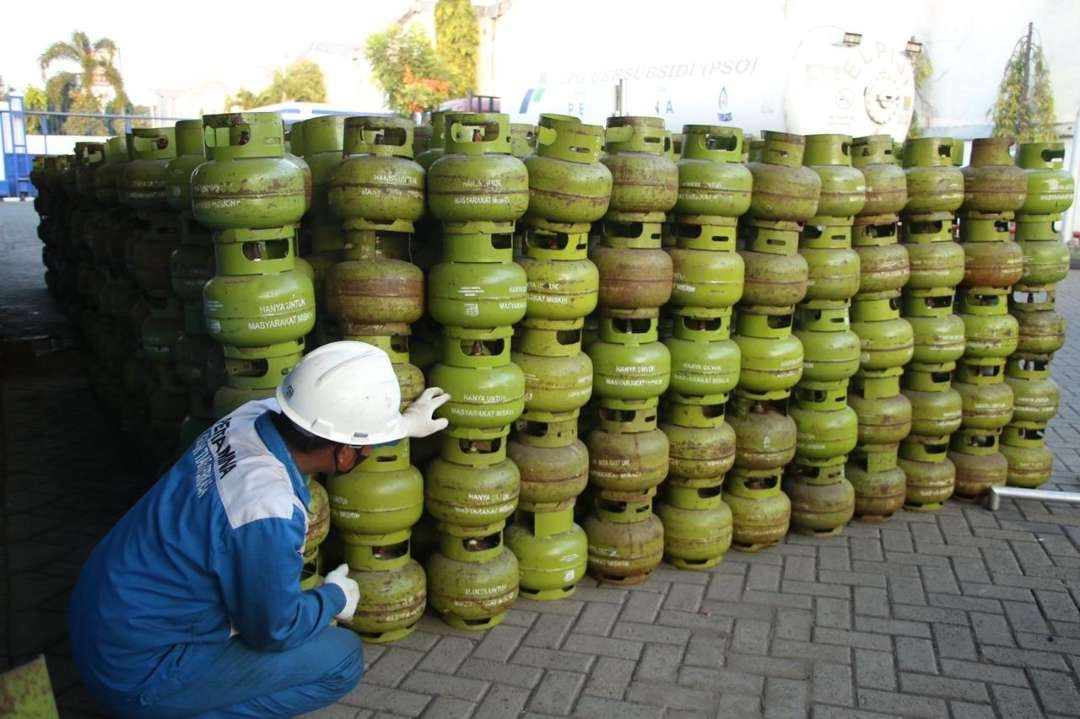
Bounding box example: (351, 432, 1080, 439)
(38, 31, 132, 133)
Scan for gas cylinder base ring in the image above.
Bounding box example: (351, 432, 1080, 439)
(791, 524, 846, 537)
(903, 500, 946, 513)
(732, 539, 781, 553)
(854, 512, 895, 524)
(519, 585, 578, 602)
(667, 555, 724, 571)
(440, 611, 508, 632)
(592, 570, 652, 586)
(354, 622, 420, 645)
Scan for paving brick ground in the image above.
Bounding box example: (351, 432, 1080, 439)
(2, 200, 1079, 718)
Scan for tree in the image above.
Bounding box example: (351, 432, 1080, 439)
(22, 86, 48, 133)
(435, 0, 479, 98)
(365, 23, 452, 115)
(228, 59, 328, 109)
(907, 43, 933, 139)
(989, 23, 1058, 142)
(38, 30, 132, 134)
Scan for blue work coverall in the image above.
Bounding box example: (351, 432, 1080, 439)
(68, 399, 364, 718)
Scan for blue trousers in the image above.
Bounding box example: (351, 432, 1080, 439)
(92, 627, 364, 718)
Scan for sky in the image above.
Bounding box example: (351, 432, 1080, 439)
(0, 0, 418, 105)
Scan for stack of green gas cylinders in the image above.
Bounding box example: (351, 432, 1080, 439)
(656, 125, 747, 567)
(191, 112, 315, 421)
(424, 112, 527, 629)
(583, 116, 674, 584)
(785, 134, 864, 535)
(951, 138, 1026, 498)
(843, 137, 916, 522)
(896, 138, 965, 511)
(506, 114, 606, 599)
(323, 115, 428, 642)
(121, 127, 191, 460)
(1004, 142, 1074, 489)
(168, 120, 220, 447)
(727, 131, 814, 550)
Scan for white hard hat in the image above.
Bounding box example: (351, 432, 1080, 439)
(276, 340, 406, 446)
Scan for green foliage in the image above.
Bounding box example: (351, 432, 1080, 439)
(907, 47, 933, 139)
(38, 30, 131, 135)
(365, 23, 452, 115)
(22, 86, 48, 133)
(435, 0, 479, 97)
(990, 26, 1058, 142)
(228, 59, 328, 110)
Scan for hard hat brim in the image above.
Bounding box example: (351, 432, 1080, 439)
(275, 385, 410, 447)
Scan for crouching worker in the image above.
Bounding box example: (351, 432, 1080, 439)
(69, 342, 449, 717)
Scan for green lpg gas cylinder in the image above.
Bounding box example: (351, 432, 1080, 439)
(661, 420, 736, 485)
(783, 460, 855, 535)
(517, 254, 599, 320)
(803, 134, 866, 223)
(120, 127, 177, 209)
(1006, 356, 1059, 424)
(790, 382, 859, 460)
(851, 135, 908, 216)
(428, 360, 525, 430)
(170, 241, 215, 304)
(346, 558, 426, 643)
(203, 268, 315, 348)
(723, 468, 791, 552)
(795, 301, 861, 383)
(297, 115, 344, 216)
(191, 113, 310, 230)
(961, 138, 1028, 214)
(165, 120, 206, 213)
(95, 136, 129, 206)
(1013, 303, 1066, 356)
(425, 457, 520, 528)
(426, 537, 519, 631)
(850, 294, 914, 371)
(506, 508, 588, 600)
(854, 241, 909, 294)
(664, 310, 740, 396)
(904, 237, 965, 291)
(1017, 141, 1074, 215)
(514, 349, 593, 414)
(846, 450, 906, 521)
(587, 424, 670, 494)
(427, 259, 527, 328)
(1000, 424, 1053, 489)
(428, 113, 529, 224)
(509, 123, 536, 158)
(739, 246, 809, 306)
(733, 309, 804, 396)
(328, 458, 424, 537)
(949, 430, 1008, 499)
(584, 505, 664, 585)
(953, 361, 1014, 431)
(588, 316, 671, 401)
(727, 395, 797, 470)
(958, 292, 1019, 359)
(325, 236, 424, 325)
(899, 451, 955, 512)
(903, 138, 965, 214)
(328, 116, 425, 225)
(675, 125, 752, 221)
(799, 237, 860, 302)
(415, 111, 448, 170)
(669, 247, 744, 308)
(904, 290, 966, 364)
(847, 373, 913, 445)
(525, 114, 612, 229)
(304, 478, 330, 555)
(656, 484, 733, 570)
(590, 244, 673, 309)
(961, 239, 1024, 290)
(601, 116, 679, 221)
(902, 364, 963, 437)
(1017, 236, 1069, 287)
(747, 132, 821, 223)
(509, 427, 588, 506)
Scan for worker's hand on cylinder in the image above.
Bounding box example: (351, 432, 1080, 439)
(324, 563, 360, 621)
(401, 387, 451, 438)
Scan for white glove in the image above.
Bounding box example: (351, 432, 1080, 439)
(324, 563, 360, 621)
(401, 387, 450, 438)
